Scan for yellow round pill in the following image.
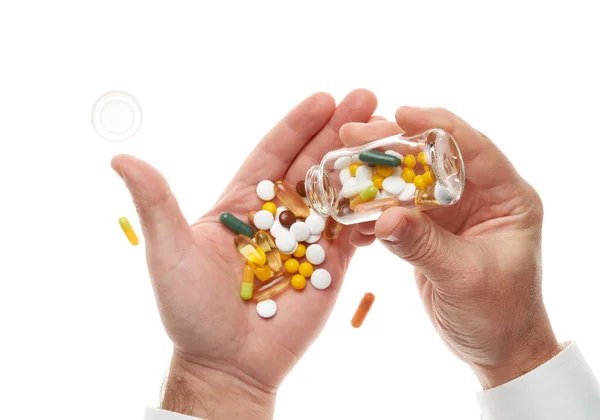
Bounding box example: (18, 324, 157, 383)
(293, 243, 306, 258)
(350, 163, 363, 177)
(372, 174, 384, 190)
(298, 262, 314, 277)
(280, 251, 291, 261)
(401, 167, 415, 183)
(255, 266, 272, 282)
(414, 175, 427, 191)
(291, 274, 307, 290)
(417, 152, 427, 166)
(262, 202, 277, 215)
(284, 258, 300, 274)
(423, 170, 434, 186)
(375, 165, 393, 178)
(403, 154, 416, 169)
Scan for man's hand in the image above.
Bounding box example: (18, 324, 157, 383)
(111, 90, 378, 419)
(339, 108, 562, 390)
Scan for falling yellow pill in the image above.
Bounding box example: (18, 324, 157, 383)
(119, 217, 139, 246)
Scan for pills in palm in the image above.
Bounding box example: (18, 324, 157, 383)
(253, 210, 274, 230)
(305, 214, 326, 235)
(311, 269, 332, 290)
(256, 299, 277, 318)
(279, 210, 296, 227)
(276, 231, 297, 254)
(290, 221, 311, 242)
(306, 244, 325, 265)
(256, 180, 275, 201)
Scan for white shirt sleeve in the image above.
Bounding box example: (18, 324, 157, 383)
(144, 407, 204, 420)
(477, 342, 600, 419)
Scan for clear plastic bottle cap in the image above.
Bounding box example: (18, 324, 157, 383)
(92, 91, 142, 142)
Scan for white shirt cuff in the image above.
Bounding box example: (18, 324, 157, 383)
(477, 342, 600, 419)
(145, 407, 204, 420)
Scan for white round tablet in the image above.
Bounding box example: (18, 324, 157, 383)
(92, 91, 142, 142)
(355, 165, 373, 182)
(306, 244, 325, 265)
(270, 220, 286, 238)
(397, 183, 416, 201)
(256, 180, 275, 201)
(311, 269, 332, 290)
(305, 214, 326, 235)
(290, 221, 311, 242)
(382, 176, 407, 195)
(256, 299, 277, 318)
(253, 210, 274, 230)
(276, 231, 297, 254)
(342, 179, 373, 198)
(339, 167, 352, 185)
(306, 233, 322, 244)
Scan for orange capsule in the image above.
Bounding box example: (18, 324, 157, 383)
(240, 265, 255, 301)
(353, 198, 400, 214)
(252, 272, 291, 302)
(323, 216, 343, 240)
(248, 211, 257, 225)
(274, 181, 310, 219)
(351, 292, 375, 328)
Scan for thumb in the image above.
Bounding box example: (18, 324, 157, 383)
(111, 154, 193, 260)
(375, 207, 477, 281)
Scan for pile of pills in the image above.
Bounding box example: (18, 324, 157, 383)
(220, 179, 340, 319)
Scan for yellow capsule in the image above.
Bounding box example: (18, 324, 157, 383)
(274, 181, 310, 219)
(291, 274, 307, 290)
(255, 265, 273, 282)
(298, 262, 314, 277)
(417, 152, 427, 166)
(375, 165, 393, 178)
(349, 163, 363, 177)
(234, 235, 267, 266)
(293, 243, 306, 258)
(262, 202, 277, 215)
(403, 154, 416, 169)
(401, 167, 415, 183)
(240, 265, 255, 301)
(372, 174, 384, 189)
(280, 251, 292, 261)
(284, 258, 300, 274)
(252, 273, 291, 302)
(266, 250, 283, 273)
(423, 170, 435, 186)
(118, 217, 139, 246)
(413, 175, 427, 191)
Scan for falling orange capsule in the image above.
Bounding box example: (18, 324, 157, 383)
(351, 293, 375, 328)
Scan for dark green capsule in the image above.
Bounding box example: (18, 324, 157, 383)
(358, 150, 401, 167)
(219, 212, 254, 237)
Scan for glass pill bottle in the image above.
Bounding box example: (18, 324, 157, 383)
(304, 128, 466, 224)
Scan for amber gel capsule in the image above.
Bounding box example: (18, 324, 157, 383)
(274, 181, 310, 219)
(323, 217, 343, 240)
(351, 292, 375, 328)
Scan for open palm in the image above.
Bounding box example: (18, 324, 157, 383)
(111, 90, 377, 393)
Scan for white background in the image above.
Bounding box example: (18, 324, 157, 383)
(1, 1, 599, 419)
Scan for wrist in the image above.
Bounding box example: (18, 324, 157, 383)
(162, 351, 276, 420)
(472, 312, 562, 390)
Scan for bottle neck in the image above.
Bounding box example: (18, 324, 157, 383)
(305, 165, 331, 217)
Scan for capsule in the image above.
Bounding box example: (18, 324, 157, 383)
(354, 198, 400, 214)
(220, 212, 254, 237)
(118, 217, 139, 246)
(240, 265, 255, 301)
(234, 235, 267, 266)
(274, 181, 310, 219)
(248, 211, 257, 226)
(351, 292, 375, 328)
(252, 272, 291, 302)
(359, 150, 401, 167)
(266, 250, 283, 273)
(323, 217, 343, 240)
(254, 230, 276, 252)
(349, 185, 378, 210)
(296, 180, 306, 197)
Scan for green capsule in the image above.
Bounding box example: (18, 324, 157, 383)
(359, 185, 378, 201)
(220, 212, 254, 237)
(358, 150, 401, 167)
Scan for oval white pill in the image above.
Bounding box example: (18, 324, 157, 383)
(276, 231, 297, 253)
(382, 176, 406, 195)
(380, 190, 394, 198)
(256, 299, 277, 319)
(270, 220, 286, 238)
(306, 233, 322, 244)
(385, 150, 404, 160)
(253, 210, 274, 230)
(339, 167, 352, 184)
(275, 206, 288, 217)
(306, 244, 325, 265)
(342, 179, 373, 198)
(290, 221, 311, 242)
(434, 182, 455, 204)
(311, 269, 332, 290)
(355, 165, 373, 182)
(334, 156, 353, 170)
(305, 214, 326, 235)
(256, 180, 275, 201)
(397, 183, 416, 201)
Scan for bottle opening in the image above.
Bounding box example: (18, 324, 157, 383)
(305, 165, 335, 217)
(427, 129, 465, 204)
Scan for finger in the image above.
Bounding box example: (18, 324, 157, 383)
(349, 229, 376, 247)
(368, 115, 386, 122)
(230, 92, 336, 187)
(339, 120, 404, 147)
(356, 221, 376, 235)
(395, 107, 519, 187)
(284, 89, 378, 181)
(375, 206, 481, 281)
(111, 155, 193, 266)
